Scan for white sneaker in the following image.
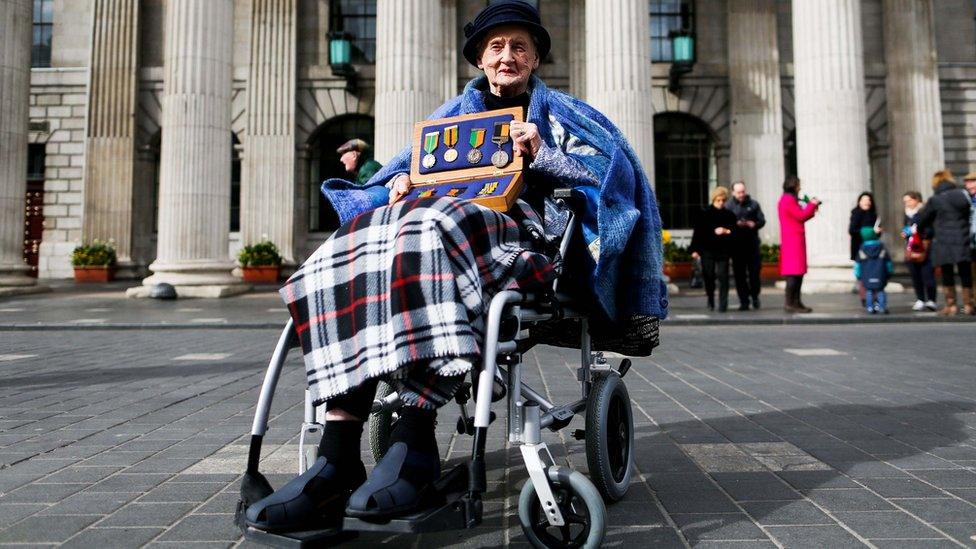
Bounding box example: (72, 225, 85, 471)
(924, 300, 938, 311)
(912, 300, 925, 311)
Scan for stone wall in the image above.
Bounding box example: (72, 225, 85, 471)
(30, 69, 89, 279)
(940, 65, 976, 177)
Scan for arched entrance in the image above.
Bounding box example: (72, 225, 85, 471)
(653, 112, 718, 229)
(306, 114, 375, 231)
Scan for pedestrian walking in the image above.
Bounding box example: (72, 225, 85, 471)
(917, 170, 974, 315)
(849, 192, 878, 306)
(727, 181, 766, 310)
(690, 186, 737, 312)
(778, 175, 821, 313)
(901, 190, 937, 311)
(854, 227, 894, 314)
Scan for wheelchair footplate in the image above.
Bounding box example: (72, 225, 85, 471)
(241, 524, 357, 549)
(342, 463, 480, 534)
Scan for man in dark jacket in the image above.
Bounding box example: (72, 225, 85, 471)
(726, 181, 766, 310)
(337, 139, 383, 186)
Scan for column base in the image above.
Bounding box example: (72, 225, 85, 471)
(129, 260, 251, 298)
(0, 264, 39, 288)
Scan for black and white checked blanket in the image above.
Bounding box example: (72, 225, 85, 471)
(280, 197, 556, 408)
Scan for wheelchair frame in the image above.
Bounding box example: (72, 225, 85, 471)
(239, 196, 636, 547)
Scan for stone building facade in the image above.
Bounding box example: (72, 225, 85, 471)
(1, 0, 975, 292)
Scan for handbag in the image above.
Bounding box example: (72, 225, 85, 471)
(905, 231, 927, 263)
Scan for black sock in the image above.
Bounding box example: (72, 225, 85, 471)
(388, 407, 440, 485)
(319, 421, 365, 466)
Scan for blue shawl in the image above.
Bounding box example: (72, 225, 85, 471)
(321, 76, 668, 322)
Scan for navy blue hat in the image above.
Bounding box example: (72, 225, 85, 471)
(462, 1, 551, 67)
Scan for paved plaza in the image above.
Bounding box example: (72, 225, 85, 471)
(1, 290, 975, 547)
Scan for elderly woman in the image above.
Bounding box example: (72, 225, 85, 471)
(246, 0, 666, 531)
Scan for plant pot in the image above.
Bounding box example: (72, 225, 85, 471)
(760, 262, 780, 281)
(663, 261, 693, 280)
(242, 266, 280, 283)
(73, 265, 115, 283)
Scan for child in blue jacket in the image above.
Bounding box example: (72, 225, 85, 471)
(854, 227, 894, 314)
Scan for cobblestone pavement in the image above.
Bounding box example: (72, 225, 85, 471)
(1, 324, 975, 548)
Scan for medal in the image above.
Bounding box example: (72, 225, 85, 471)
(422, 130, 439, 169)
(491, 150, 509, 168)
(468, 128, 486, 164)
(491, 121, 511, 168)
(443, 125, 459, 163)
(477, 181, 500, 196)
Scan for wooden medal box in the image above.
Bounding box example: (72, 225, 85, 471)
(404, 107, 525, 212)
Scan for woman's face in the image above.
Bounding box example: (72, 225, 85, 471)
(712, 196, 727, 209)
(858, 195, 873, 210)
(478, 26, 539, 97)
(903, 195, 920, 209)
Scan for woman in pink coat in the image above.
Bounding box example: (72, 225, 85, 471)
(778, 175, 821, 312)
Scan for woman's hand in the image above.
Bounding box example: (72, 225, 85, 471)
(691, 251, 700, 260)
(510, 121, 542, 159)
(714, 227, 732, 236)
(388, 173, 412, 204)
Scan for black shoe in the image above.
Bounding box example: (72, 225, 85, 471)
(245, 457, 366, 532)
(752, 296, 760, 309)
(738, 302, 750, 311)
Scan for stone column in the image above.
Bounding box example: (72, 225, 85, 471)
(373, 0, 446, 163)
(82, 0, 141, 278)
(0, 0, 36, 289)
(441, 0, 458, 101)
(791, 0, 870, 272)
(568, 0, 586, 99)
(241, 0, 297, 264)
(883, 0, 944, 238)
(728, 0, 784, 243)
(585, 0, 655, 176)
(135, 0, 246, 297)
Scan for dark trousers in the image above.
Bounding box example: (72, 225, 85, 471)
(701, 253, 730, 310)
(784, 275, 804, 307)
(940, 261, 974, 288)
(732, 245, 761, 304)
(906, 260, 937, 301)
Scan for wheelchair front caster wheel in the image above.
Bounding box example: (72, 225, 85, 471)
(585, 372, 634, 502)
(518, 467, 606, 549)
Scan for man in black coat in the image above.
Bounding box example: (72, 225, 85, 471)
(726, 181, 766, 310)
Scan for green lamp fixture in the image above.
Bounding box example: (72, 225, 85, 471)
(668, 30, 695, 93)
(328, 31, 357, 90)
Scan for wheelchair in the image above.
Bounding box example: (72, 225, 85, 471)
(235, 190, 660, 548)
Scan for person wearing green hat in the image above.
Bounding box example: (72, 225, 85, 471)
(853, 226, 894, 314)
(336, 138, 382, 186)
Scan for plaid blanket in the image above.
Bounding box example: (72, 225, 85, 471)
(281, 197, 555, 407)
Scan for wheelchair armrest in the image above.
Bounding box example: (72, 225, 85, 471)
(552, 188, 587, 216)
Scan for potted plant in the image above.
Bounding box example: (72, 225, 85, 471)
(238, 240, 283, 283)
(663, 239, 694, 280)
(71, 239, 117, 283)
(760, 243, 780, 281)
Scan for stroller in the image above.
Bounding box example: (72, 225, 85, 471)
(235, 190, 660, 548)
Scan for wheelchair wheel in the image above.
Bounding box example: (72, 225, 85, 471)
(368, 381, 397, 461)
(518, 466, 606, 549)
(584, 372, 634, 502)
